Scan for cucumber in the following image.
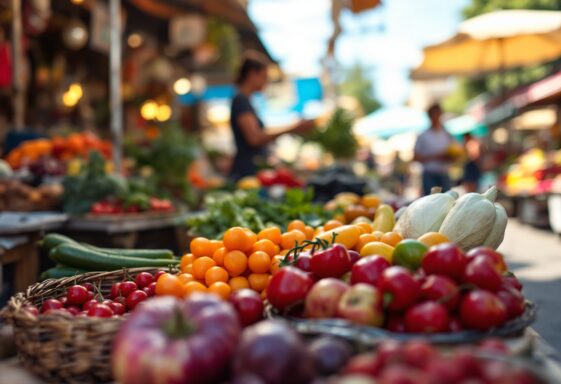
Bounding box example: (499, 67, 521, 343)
(40, 233, 78, 251)
(85, 245, 174, 260)
(40, 266, 89, 281)
(53, 243, 179, 271)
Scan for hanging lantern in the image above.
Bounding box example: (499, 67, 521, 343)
(62, 19, 89, 50)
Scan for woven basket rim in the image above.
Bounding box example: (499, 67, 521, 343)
(3, 267, 168, 325)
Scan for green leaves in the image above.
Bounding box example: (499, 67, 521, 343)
(307, 108, 358, 160)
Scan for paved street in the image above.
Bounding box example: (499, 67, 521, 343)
(499, 219, 561, 352)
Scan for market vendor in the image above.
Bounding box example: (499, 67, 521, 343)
(414, 103, 455, 195)
(230, 52, 314, 181)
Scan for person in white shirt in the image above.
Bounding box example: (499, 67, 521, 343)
(414, 103, 455, 195)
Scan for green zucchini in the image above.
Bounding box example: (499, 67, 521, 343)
(84, 245, 174, 260)
(40, 265, 89, 281)
(40, 233, 78, 251)
(53, 243, 179, 271)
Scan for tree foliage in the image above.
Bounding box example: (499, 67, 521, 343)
(339, 63, 381, 115)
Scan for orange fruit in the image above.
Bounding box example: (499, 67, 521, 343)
(252, 239, 277, 257)
(208, 282, 231, 300)
(244, 228, 258, 245)
(304, 226, 315, 240)
(208, 240, 224, 256)
(205, 266, 229, 286)
(361, 194, 381, 208)
(224, 250, 248, 277)
(190, 237, 212, 258)
(280, 229, 306, 250)
(324, 220, 343, 231)
(224, 227, 253, 252)
(258, 227, 282, 245)
(248, 251, 271, 273)
(183, 263, 193, 274)
(381, 232, 404, 247)
(418, 232, 449, 247)
(360, 241, 395, 263)
(248, 273, 271, 292)
(192, 256, 217, 280)
(356, 233, 380, 252)
(270, 255, 284, 275)
(155, 273, 183, 297)
(212, 247, 228, 266)
(177, 273, 195, 284)
(372, 231, 385, 239)
(287, 220, 306, 232)
(180, 253, 195, 272)
(356, 222, 373, 234)
(182, 281, 207, 296)
(229, 276, 250, 291)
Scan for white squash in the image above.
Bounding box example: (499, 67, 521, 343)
(439, 187, 500, 251)
(482, 202, 508, 249)
(394, 190, 459, 239)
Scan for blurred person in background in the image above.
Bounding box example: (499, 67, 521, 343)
(230, 51, 314, 181)
(414, 103, 455, 195)
(462, 133, 482, 192)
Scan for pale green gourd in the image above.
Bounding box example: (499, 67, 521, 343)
(439, 187, 499, 251)
(394, 189, 459, 239)
(482, 203, 508, 249)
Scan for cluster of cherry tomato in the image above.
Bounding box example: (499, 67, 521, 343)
(24, 271, 162, 318)
(155, 220, 326, 300)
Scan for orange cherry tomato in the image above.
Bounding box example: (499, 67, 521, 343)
(155, 273, 183, 297)
(287, 220, 306, 232)
(212, 247, 228, 267)
(324, 220, 343, 231)
(208, 282, 232, 300)
(248, 251, 271, 274)
(180, 253, 195, 272)
(356, 233, 380, 252)
(224, 227, 253, 252)
(304, 226, 315, 240)
(257, 227, 282, 245)
(248, 273, 271, 292)
(192, 256, 217, 280)
(381, 232, 404, 247)
(205, 266, 229, 286)
(177, 273, 195, 285)
(224, 250, 248, 277)
(190, 237, 212, 258)
(280, 229, 306, 250)
(252, 239, 277, 257)
(270, 255, 284, 275)
(182, 281, 207, 297)
(229, 276, 250, 291)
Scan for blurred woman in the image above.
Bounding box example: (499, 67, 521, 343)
(229, 52, 314, 181)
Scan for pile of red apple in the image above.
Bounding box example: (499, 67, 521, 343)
(23, 271, 161, 318)
(268, 243, 526, 333)
(339, 339, 543, 384)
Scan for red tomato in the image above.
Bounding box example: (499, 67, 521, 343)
(119, 281, 137, 297)
(422, 243, 468, 282)
(462, 256, 502, 292)
(404, 301, 450, 333)
(82, 299, 98, 311)
(378, 266, 420, 311)
(108, 301, 127, 316)
(135, 272, 155, 289)
(266, 266, 314, 312)
(350, 255, 391, 287)
(66, 285, 89, 306)
(502, 273, 523, 291)
(126, 290, 148, 310)
(459, 290, 507, 331)
(154, 271, 166, 281)
(87, 304, 114, 318)
(41, 299, 63, 313)
(66, 306, 81, 316)
(420, 275, 460, 311)
(310, 244, 352, 278)
(82, 282, 94, 292)
(294, 253, 312, 272)
(143, 282, 157, 297)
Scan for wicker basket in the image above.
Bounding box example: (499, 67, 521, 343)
(3, 267, 164, 384)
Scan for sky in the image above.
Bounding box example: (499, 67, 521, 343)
(248, 0, 471, 107)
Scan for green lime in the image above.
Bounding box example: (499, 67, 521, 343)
(393, 239, 428, 271)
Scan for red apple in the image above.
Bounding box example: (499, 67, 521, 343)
(420, 275, 460, 311)
(230, 289, 264, 327)
(466, 246, 507, 273)
(463, 256, 502, 292)
(496, 287, 525, 320)
(336, 283, 384, 326)
(350, 256, 391, 287)
(422, 243, 468, 282)
(348, 250, 361, 265)
(305, 278, 350, 319)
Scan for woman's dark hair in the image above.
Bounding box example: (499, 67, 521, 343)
(427, 103, 442, 118)
(236, 51, 268, 85)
